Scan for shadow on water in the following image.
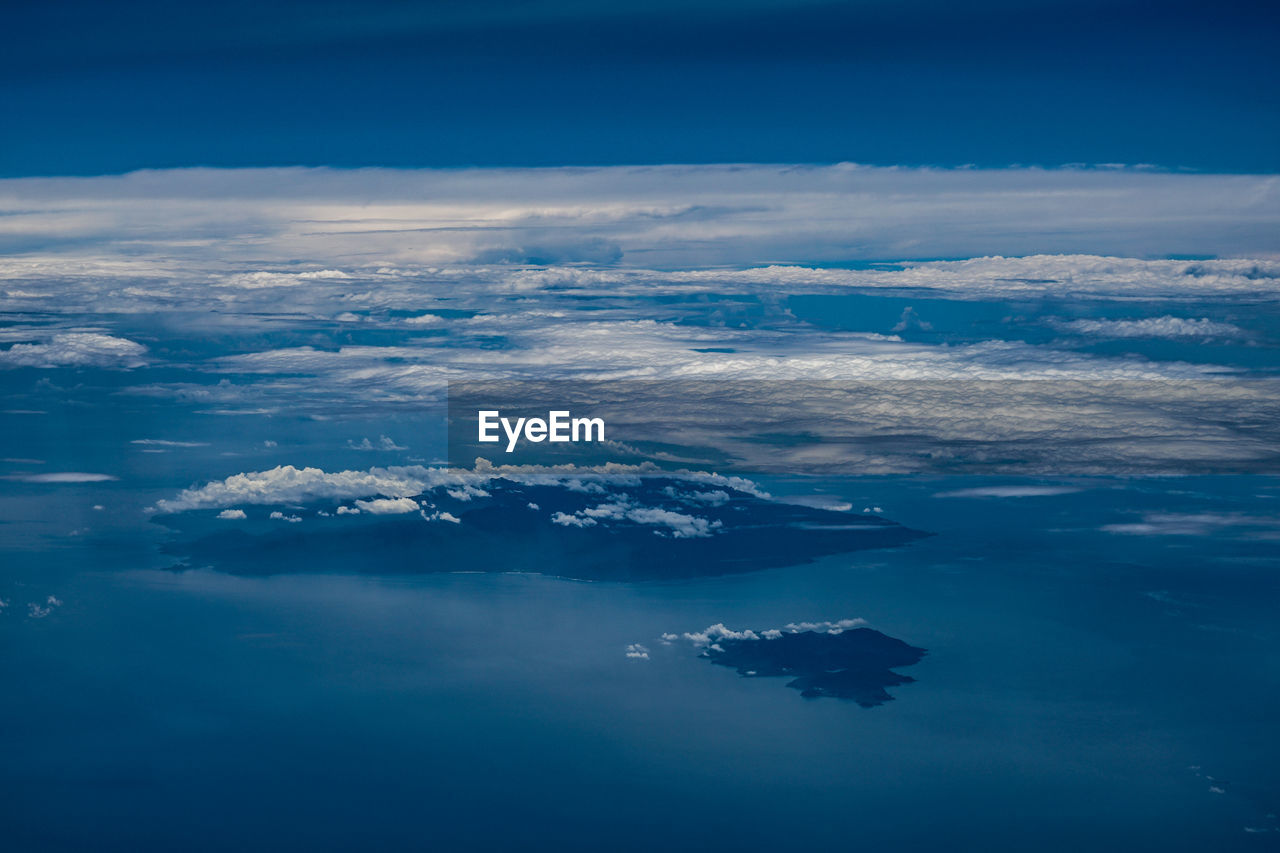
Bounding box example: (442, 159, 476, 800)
(156, 476, 929, 582)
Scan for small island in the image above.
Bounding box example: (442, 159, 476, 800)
(704, 626, 926, 706)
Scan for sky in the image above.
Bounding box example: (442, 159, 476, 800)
(2, 0, 1278, 175)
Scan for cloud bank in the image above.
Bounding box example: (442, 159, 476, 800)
(1, 165, 1277, 276)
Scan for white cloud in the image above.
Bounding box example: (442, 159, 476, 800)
(132, 438, 209, 448)
(8, 472, 117, 483)
(27, 595, 63, 618)
(892, 306, 933, 332)
(0, 332, 146, 368)
(3, 166, 1278, 276)
(355, 496, 420, 514)
(216, 508, 247, 519)
(154, 464, 440, 512)
(1102, 512, 1280, 537)
(551, 511, 597, 528)
(680, 618, 867, 648)
(269, 511, 303, 523)
(624, 507, 720, 538)
(662, 486, 730, 506)
(218, 269, 350, 289)
(153, 461, 767, 513)
(1053, 316, 1244, 339)
(348, 435, 408, 451)
(552, 497, 721, 538)
(625, 643, 650, 660)
(422, 509, 461, 523)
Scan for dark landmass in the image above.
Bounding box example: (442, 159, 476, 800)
(705, 627, 927, 706)
(156, 477, 928, 582)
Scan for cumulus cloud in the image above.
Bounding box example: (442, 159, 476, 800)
(0, 332, 146, 368)
(661, 486, 730, 506)
(269, 511, 303, 523)
(624, 643, 650, 660)
(892, 306, 933, 332)
(218, 270, 350, 289)
(680, 618, 867, 648)
(552, 498, 721, 538)
(624, 507, 720, 538)
(27, 595, 63, 618)
(216, 508, 247, 519)
(348, 435, 408, 451)
(355, 497, 420, 514)
(551, 511, 597, 528)
(153, 461, 767, 513)
(422, 509, 461, 523)
(154, 465, 441, 512)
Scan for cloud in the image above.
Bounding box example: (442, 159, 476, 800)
(154, 464, 442, 512)
(422, 509, 461, 523)
(892, 306, 933, 332)
(551, 511, 596, 528)
(624, 507, 720, 538)
(624, 643, 650, 660)
(355, 497, 420, 514)
(0, 332, 146, 368)
(1052, 316, 1244, 339)
(217, 269, 351, 289)
(347, 435, 407, 451)
(680, 618, 867, 648)
(1102, 512, 1280, 537)
(934, 485, 1084, 498)
(132, 439, 210, 447)
(8, 472, 117, 483)
(552, 498, 722, 538)
(269, 511, 303, 523)
(216, 508, 247, 519)
(4, 167, 1268, 484)
(27, 595, 63, 618)
(2, 166, 1278, 274)
(153, 461, 767, 513)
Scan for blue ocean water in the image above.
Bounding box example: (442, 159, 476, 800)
(4, 459, 1278, 849)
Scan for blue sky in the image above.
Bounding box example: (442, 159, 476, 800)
(3, 0, 1278, 175)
